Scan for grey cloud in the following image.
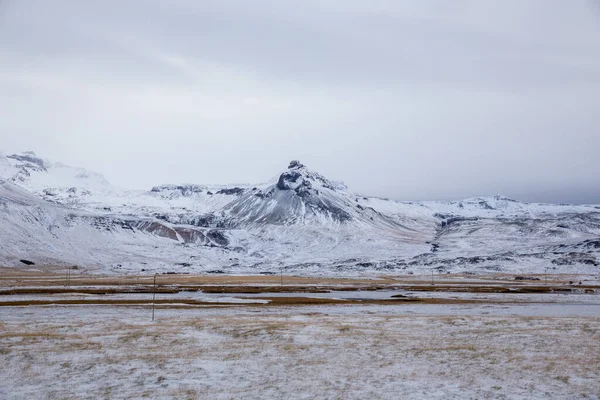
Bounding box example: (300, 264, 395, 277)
(0, 0, 599, 203)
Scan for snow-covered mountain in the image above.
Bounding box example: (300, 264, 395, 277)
(1, 151, 599, 275)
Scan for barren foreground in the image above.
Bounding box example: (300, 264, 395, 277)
(1, 306, 598, 399)
(1, 272, 599, 399)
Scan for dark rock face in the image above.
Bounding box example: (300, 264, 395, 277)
(75, 215, 134, 231)
(150, 185, 205, 196)
(294, 181, 315, 198)
(436, 216, 479, 228)
(276, 165, 330, 196)
(406, 253, 517, 268)
(216, 188, 246, 196)
(277, 164, 318, 197)
(277, 171, 302, 191)
(20, 259, 35, 265)
(206, 230, 229, 246)
(254, 188, 275, 199)
(314, 200, 352, 222)
(153, 213, 170, 222)
(552, 253, 598, 266)
(176, 262, 192, 267)
(265, 161, 352, 223)
(582, 239, 600, 250)
(479, 201, 494, 210)
(493, 195, 519, 203)
(176, 228, 229, 247)
(133, 219, 230, 247)
(177, 214, 235, 229)
(356, 262, 375, 268)
(288, 160, 304, 169)
(7, 153, 47, 171)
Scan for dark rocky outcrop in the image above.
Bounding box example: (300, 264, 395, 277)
(206, 230, 229, 246)
(552, 253, 598, 266)
(276, 170, 302, 191)
(254, 188, 275, 199)
(216, 187, 246, 196)
(288, 160, 304, 169)
(150, 185, 205, 196)
(7, 153, 47, 171)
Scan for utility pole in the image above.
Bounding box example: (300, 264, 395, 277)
(65, 267, 71, 287)
(152, 274, 157, 322)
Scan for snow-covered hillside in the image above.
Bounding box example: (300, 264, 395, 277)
(1, 152, 599, 275)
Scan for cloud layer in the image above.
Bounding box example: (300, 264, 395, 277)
(1, 0, 599, 203)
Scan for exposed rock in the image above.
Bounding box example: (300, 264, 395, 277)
(206, 230, 229, 246)
(356, 262, 376, 268)
(216, 187, 246, 196)
(254, 188, 275, 199)
(7, 153, 47, 171)
(277, 171, 303, 191)
(150, 185, 205, 196)
(552, 253, 598, 266)
(288, 160, 305, 169)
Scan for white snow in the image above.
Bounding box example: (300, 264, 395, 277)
(0, 151, 599, 276)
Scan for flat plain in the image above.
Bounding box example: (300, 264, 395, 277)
(1, 270, 599, 399)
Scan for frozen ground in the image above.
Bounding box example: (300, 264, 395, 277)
(1, 303, 599, 399)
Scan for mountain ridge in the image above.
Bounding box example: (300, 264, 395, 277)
(4, 150, 598, 207)
(0, 151, 599, 276)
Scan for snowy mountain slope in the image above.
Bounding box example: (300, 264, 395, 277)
(0, 151, 599, 275)
(0, 151, 111, 191)
(0, 177, 247, 269)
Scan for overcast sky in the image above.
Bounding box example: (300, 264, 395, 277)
(1, 0, 599, 203)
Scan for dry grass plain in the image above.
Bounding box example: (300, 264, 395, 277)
(1, 269, 599, 399)
(1, 306, 599, 399)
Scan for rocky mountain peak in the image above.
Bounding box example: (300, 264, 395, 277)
(277, 161, 330, 193)
(288, 160, 305, 170)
